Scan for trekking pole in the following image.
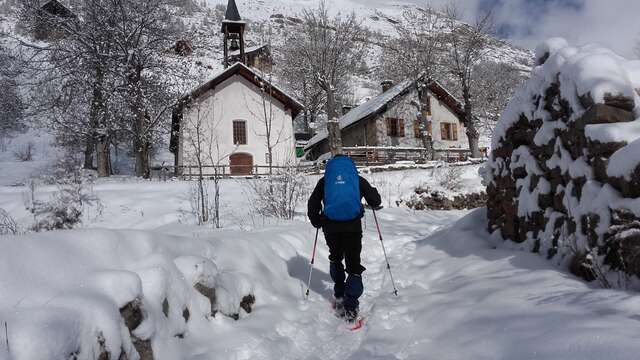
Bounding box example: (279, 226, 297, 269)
(305, 228, 320, 300)
(372, 209, 399, 296)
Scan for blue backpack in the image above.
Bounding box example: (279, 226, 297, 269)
(323, 156, 362, 221)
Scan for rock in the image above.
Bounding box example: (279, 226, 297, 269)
(405, 191, 488, 211)
(578, 92, 595, 110)
(182, 307, 190, 322)
(604, 93, 635, 112)
(603, 210, 640, 277)
(120, 299, 143, 332)
(162, 298, 169, 318)
(240, 294, 256, 314)
(576, 104, 634, 129)
(569, 252, 597, 282)
(133, 338, 154, 360)
(536, 51, 550, 66)
(194, 283, 217, 317)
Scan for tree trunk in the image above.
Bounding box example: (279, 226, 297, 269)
(418, 114, 434, 161)
(90, 65, 110, 177)
(96, 136, 110, 177)
(129, 59, 151, 179)
(462, 83, 481, 158)
(84, 140, 95, 170)
(418, 85, 434, 160)
(325, 87, 342, 156)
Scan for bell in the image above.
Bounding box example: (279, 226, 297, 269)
(230, 38, 240, 51)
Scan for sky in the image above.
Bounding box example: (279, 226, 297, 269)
(365, 0, 640, 58)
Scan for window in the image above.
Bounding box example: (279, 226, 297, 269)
(386, 118, 405, 137)
(440, 122, 459, 141)
(233, 120, 247, 145)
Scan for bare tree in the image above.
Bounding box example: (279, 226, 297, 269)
(380, 6, 445, 83)
(471, 61, 526, 138)
(380, 6, 447, 158)
(108, 0, 181, 178)
(0, 46, 25, 150)
(183, 103, 233, 228)
(287, 1, 368, 143)
(17, 0, 122, 177)
(276, 32, 324, 135)
(443, 3, 494, 158)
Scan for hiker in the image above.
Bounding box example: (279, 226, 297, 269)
(307, 155, 382, 322)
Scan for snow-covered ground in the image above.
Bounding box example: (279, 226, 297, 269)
(4, 204, 640, 359)
(2, 164, 640, 359)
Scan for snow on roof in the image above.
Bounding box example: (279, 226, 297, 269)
(180, 62, 303, 111)
(229, 44, 268, 57)
(305, 79, 415, 149)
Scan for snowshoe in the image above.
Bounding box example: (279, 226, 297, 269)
(332, 298, 346, 318)
(344, 308, 358, 324)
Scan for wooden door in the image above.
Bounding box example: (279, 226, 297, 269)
(230, 153, 253, 176)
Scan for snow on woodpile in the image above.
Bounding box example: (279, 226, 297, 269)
(484, 38, 640, 287)
(0, 229, 260, 360)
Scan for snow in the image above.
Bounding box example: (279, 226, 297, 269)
(1, 162, 640, 358)
(493, 38, 640, 152)
(534, 37, 569, 63)
(0, 132, 59, 186)
(608, 138, 640, 179)
(586, 119, 640, 144)
(4, 198, 640, 359)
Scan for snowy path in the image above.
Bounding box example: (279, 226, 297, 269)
(178, 208, 640, 360)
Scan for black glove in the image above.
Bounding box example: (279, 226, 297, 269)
(310, 214, 325, 229)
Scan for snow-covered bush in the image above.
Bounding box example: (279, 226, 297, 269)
(12, 141, 33, 161)
(0, 208, 18, 235)
(25, 169, 102, 232)
(248, 166, 310, 220)
(485, 38, 640, 288)
(436, 163, 464, 191)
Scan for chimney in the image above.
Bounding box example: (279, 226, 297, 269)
(381, 80, 394, 93)
(342, 105, 353, 115)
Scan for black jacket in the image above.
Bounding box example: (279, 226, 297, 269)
(307, 176, 382, 233)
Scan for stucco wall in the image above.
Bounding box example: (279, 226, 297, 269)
(179, 74, 296, 168)
(428, 92, 469, 150)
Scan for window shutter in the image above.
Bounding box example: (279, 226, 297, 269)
(452, 123, 459, 141)
(386, 118, 392, 136)
(398, 119, 405, 137)
(440, 123, 448, 140)
(427, 121, 432, 135)
(426, 96, 432, 115)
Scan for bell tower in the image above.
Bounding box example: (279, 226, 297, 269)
(221, 0, 246, 68)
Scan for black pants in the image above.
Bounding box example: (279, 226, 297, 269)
(325, 232, 365, 310)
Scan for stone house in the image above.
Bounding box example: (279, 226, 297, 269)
(305, 79, 468, 161)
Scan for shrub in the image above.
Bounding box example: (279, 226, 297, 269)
(0, 208, 18, 235)
(13, 141, 34, 161)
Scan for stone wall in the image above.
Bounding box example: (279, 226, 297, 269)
(484, 39, 640, 287)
